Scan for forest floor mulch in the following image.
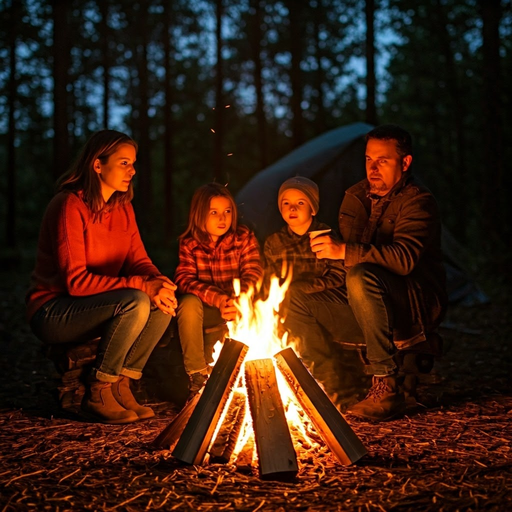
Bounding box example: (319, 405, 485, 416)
(0, 270, 511, 511)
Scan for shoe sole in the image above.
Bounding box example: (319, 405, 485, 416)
(346, 407, 406, 422)
(80, 408, 139, 424)
(135, 408, 155, 420)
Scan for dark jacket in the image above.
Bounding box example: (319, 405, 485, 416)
(263, 217, 346, 297)
(339, 173, 447, 345)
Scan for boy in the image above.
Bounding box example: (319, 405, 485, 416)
(263, 177, 347, 404)
(263, 176, 345, 299)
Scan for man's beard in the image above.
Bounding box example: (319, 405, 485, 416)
(369, 181, 389, 194)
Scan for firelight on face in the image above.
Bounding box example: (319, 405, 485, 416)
(206, 196, 233, 242)
(94, 143, 136, 202)
(280, 189, 314, 235)
(365, 138, 411, 196)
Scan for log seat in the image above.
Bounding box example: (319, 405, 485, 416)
(45, 338, 100, 414)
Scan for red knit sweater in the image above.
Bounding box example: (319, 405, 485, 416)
(26, 191, 161, 321)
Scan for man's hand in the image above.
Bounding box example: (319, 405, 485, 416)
(146, 277, 178, 315)
(310, 234, 346, 260)
(219, 297, 238, 322)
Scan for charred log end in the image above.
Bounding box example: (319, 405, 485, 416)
(151, 392, 202, 450)
(171, 338, 249, 465)
(274, 347, 367, 465)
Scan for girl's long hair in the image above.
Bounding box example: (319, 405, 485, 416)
(57, 130, 137, 214)
(180, 183, 238, 243)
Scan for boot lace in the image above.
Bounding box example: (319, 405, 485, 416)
(365, 377, 388, 401)
(189, 372, 208, 394)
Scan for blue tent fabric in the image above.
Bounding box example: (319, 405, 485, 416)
(237, 122, 372, 240)
(236, 122, 487, 306)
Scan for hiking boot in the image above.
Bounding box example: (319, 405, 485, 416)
(346, 374, 406, 422)
(188, 370, 209, 400)
(112, 375, 155, 420)
(81, 377, 139, 424)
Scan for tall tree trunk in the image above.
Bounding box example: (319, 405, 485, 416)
(6, 1, 18, 250)
(250, 0, 267, 169)
(365, 0, 377, 125)
(287, 0, 304, 147)
(313, 0, 327, 134)
(99, 0, 111, 129)
(163, 2, 175, 239)
(135, 2, 152, 229)
(214, 0, 224, 180)
(434, 0, 467, 242)
(480, 0, 504, 240)
(52, 0, 70, 180)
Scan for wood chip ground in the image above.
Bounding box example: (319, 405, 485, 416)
(1, 271, 511, 511)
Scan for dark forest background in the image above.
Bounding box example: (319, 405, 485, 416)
(1, 0, 511, 282)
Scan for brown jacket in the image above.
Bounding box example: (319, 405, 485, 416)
(339, 173, 447, 345)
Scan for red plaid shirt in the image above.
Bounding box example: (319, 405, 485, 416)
(174, 225, 263, 308)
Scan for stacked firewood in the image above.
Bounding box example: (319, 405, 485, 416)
(45, 339, 99, 413)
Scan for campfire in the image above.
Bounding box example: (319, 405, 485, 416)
(153, 277, 367, 481)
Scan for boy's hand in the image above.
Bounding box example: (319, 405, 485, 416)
(310, 234, 346, 260)
(220, 297, 238, 322)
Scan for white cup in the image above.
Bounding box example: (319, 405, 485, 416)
(309, 229, 331, 239)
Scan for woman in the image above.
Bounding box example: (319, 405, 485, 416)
(26, 130, 177, 424)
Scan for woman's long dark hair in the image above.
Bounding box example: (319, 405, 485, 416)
(179, 183, 238, 243)
(57, 130, 138, 214)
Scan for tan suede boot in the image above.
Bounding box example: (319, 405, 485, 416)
(112, 375, 155, 420)
(347, 374, 406, 422)
(81, 377, 139, 424)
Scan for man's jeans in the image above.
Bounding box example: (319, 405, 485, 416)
(30, 289, 171, 382)
(284, 263, 409, 377)
(176, 294, 224, 375)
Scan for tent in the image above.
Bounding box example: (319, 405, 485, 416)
(236, 122, 487, 306)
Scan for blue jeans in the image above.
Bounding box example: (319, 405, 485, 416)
(284, 263, 408, 376)
(30, 289, 171, 383)
(176, 294, 224, 374)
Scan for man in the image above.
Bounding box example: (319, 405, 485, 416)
(284, 124, 447, 421)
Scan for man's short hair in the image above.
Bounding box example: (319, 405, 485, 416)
(365, 124, 413, 160)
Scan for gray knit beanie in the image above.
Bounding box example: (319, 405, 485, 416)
(278, 176, 320, 215)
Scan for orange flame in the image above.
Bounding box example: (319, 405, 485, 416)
(220, 273, 322, 462)
(228, 274, 292, 361)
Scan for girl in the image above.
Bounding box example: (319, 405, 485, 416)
(174, 183, 263, 396)
(27, 130, 177, 424)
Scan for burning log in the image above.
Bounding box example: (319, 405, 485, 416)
(234, 434, 255, 472)
(244, 358, 298, 481)
(171, 338, 249, 465)
(151, 392, 202, 450)
(274, 347, 367, 465)
(209, 390, 246, 463)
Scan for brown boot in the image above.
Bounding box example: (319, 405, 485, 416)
(112, 375, 155, 419)
(81, 377, 139, 424)
(187, 370, 209, 400)
(347, 374, 406, 422)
